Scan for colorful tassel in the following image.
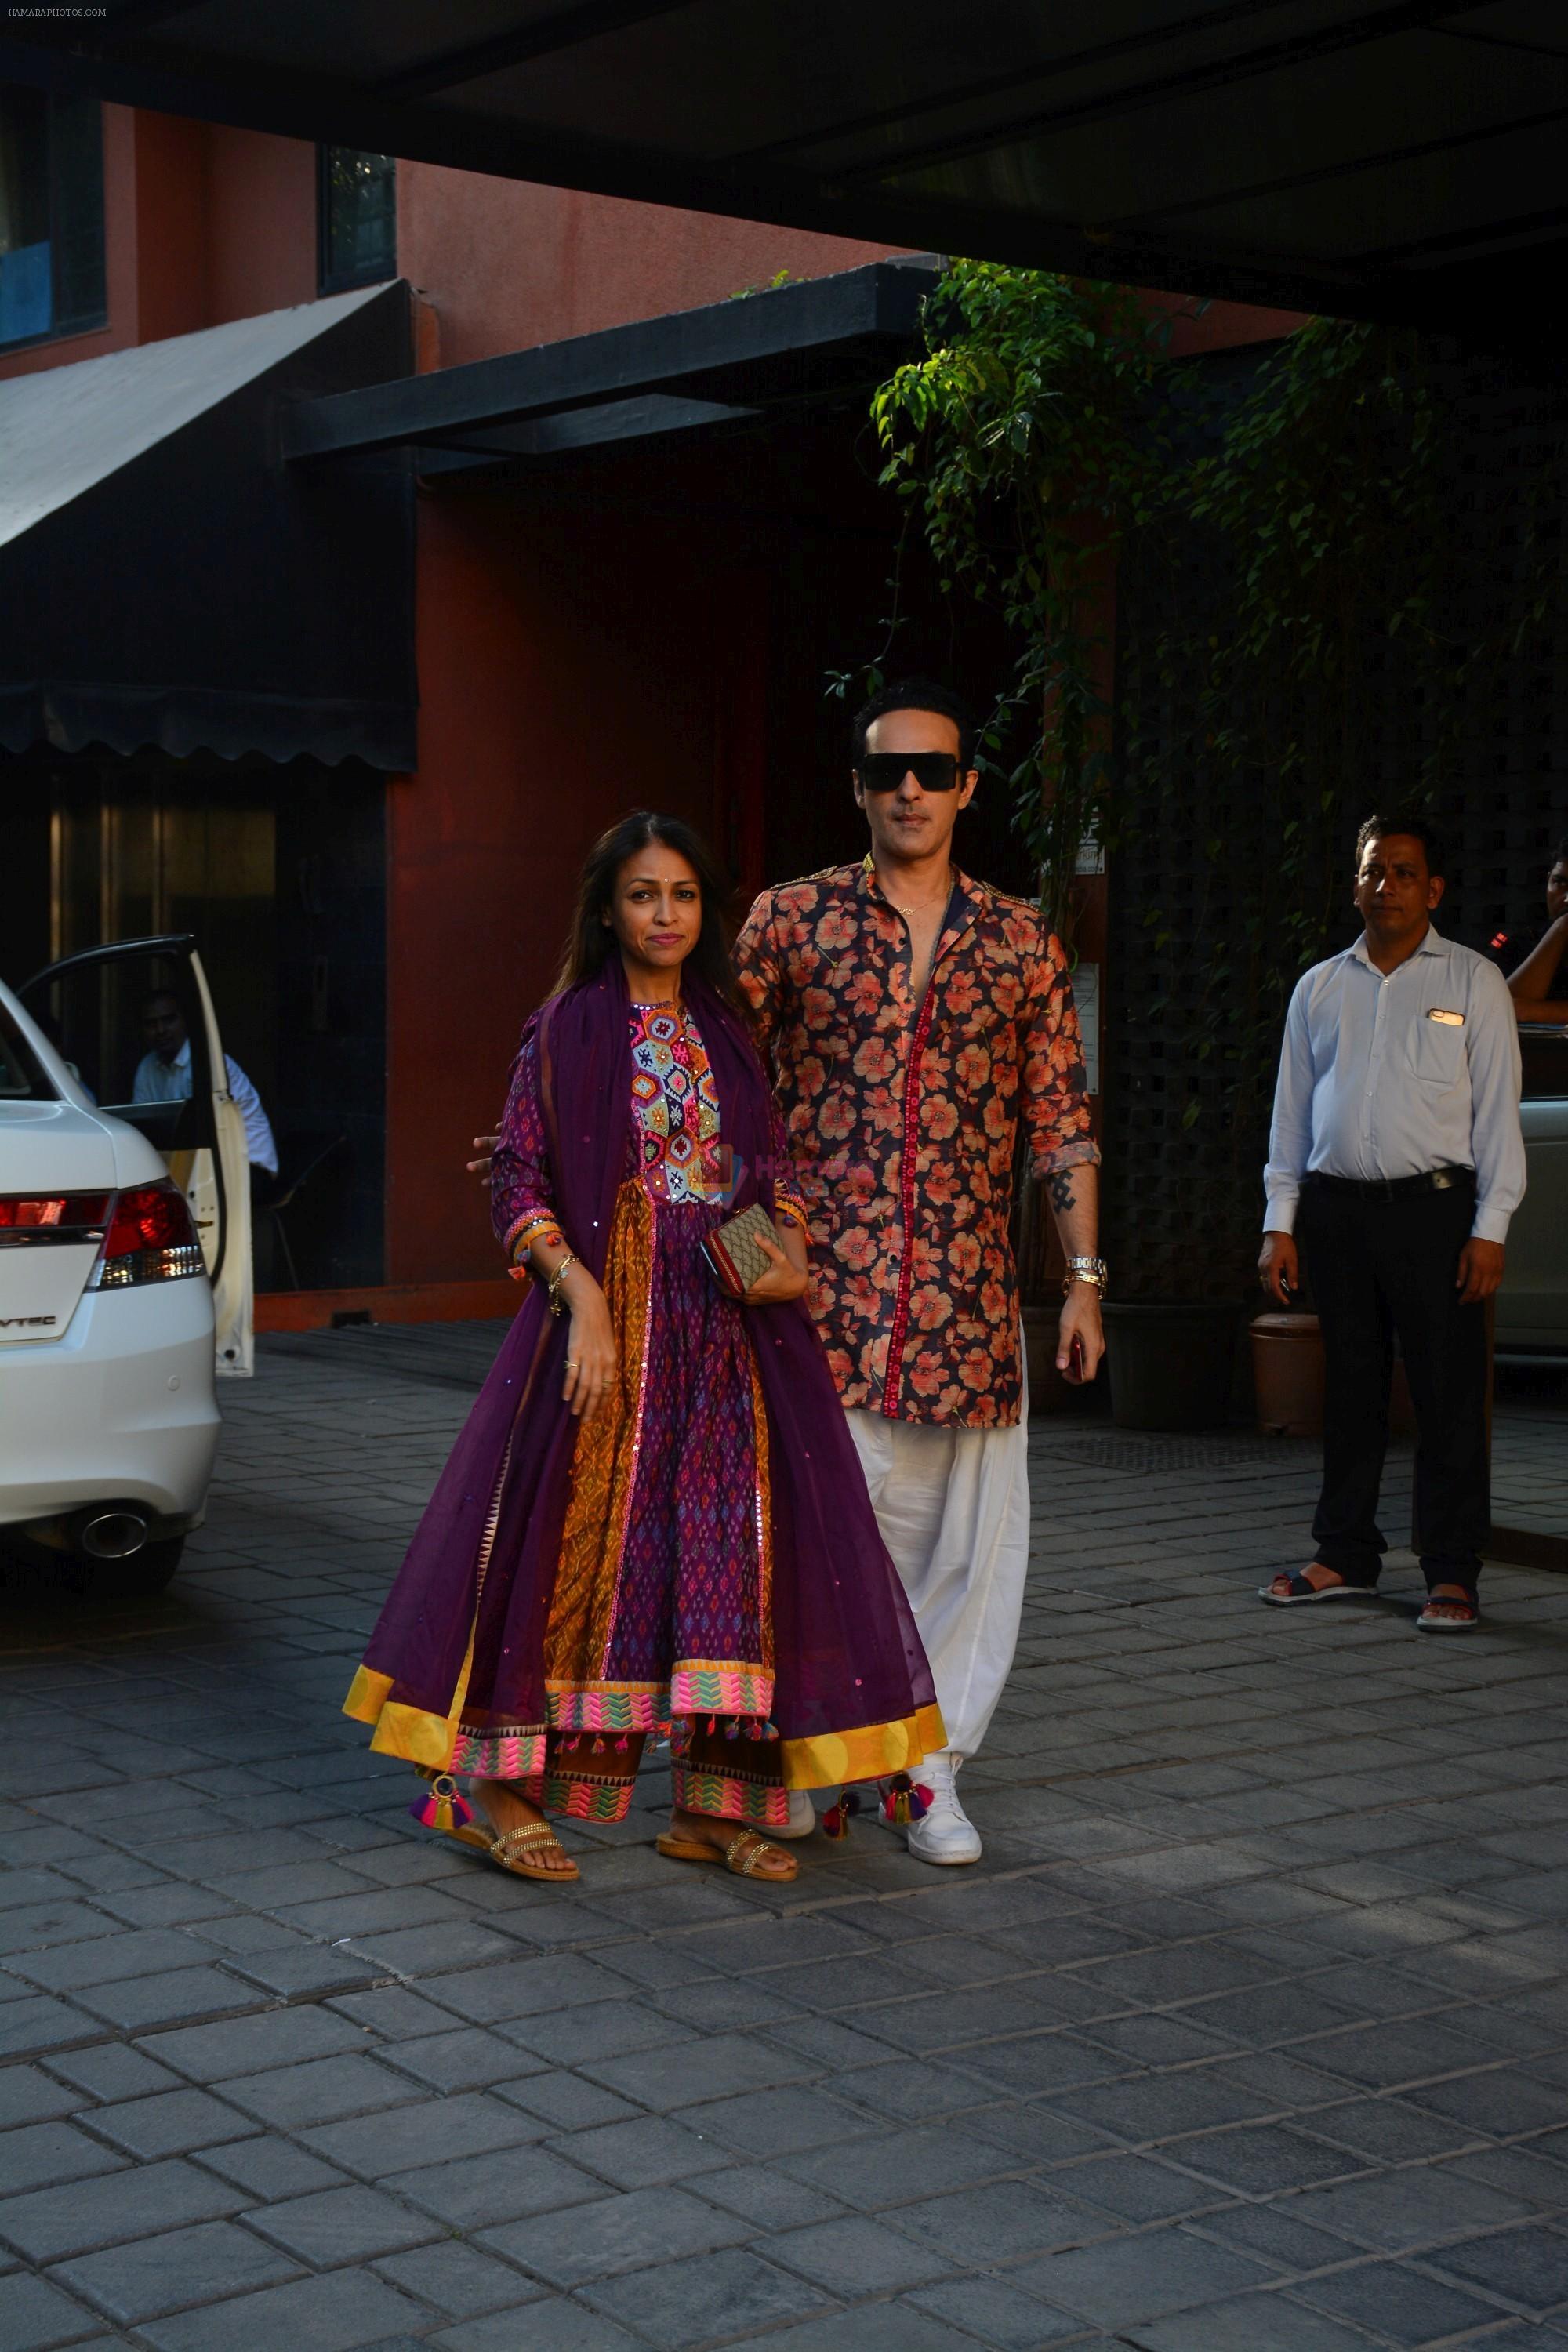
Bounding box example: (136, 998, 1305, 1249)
(408, 1773, 474, 1835)
(706, 1715, 717, 1737)
(724, 1717, 740, 1740)
(761, 1719, 779, 1742)
(615, 1734, 630, 1752)
(879, 1773, 932, 1827)
(822, 1790, 861, 1841)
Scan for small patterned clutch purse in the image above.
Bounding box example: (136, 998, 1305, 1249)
(700, 1202, 777, 1297)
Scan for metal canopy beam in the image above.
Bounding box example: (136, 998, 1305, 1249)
(5, 3, 1567, 327)
(281, 260, 933, 463)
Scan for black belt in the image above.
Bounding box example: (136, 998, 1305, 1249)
(1304, 1166, 1475, 1203)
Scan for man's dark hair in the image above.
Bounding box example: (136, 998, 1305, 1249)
(1552, 837, 1568, 869)
(1354, 812, 1445, 878)
(853, 677, 976, 773)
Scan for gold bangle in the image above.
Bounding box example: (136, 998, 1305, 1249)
(546, 1252, 578, 1317)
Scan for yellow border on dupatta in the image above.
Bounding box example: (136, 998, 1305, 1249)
(779, 1700, 946, 1791)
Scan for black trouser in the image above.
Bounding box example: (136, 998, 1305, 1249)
(1298, 1181, 1488, 1595)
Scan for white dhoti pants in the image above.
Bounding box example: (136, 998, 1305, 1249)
(843, 1368, 1030, 1759)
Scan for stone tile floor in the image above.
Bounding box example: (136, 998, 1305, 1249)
(2, 1320, 1567, 2351)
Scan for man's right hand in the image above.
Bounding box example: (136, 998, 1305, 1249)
(1258, 1230, 1299, 1306)
(467, 1134, 499, 1184)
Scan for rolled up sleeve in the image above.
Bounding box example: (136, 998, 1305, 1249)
(1024, 937, 1100, 1179)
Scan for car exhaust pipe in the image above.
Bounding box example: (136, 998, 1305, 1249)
(78, 1508, 149, 1561)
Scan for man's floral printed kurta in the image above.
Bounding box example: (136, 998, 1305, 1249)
(735, 860, 1098, 1428)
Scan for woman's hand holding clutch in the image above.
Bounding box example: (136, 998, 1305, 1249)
(742, 1225, 810, 1306)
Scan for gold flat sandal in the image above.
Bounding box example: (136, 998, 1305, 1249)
(655, 1826, 797, 1881)
(474, 1820, 580, 1882)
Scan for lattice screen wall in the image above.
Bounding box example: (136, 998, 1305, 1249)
(1104, 342, 1568, 1301)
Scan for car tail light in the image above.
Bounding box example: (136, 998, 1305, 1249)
(87, 1180, 206, 1289)
(0, 1192, 111, 1236)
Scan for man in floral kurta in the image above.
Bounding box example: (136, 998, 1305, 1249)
(735, 679, 1104, 1863)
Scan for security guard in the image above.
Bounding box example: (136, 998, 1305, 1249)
(1258, 815, 1525, 1630)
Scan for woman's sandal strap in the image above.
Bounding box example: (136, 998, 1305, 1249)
(724, 1829, 784, 1877)
(492, 1824, 567, 1857)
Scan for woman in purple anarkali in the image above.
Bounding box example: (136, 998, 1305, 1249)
(346, 812, 941, 1883)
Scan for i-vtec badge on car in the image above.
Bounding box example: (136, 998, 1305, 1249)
(0, 1313, 57, 1328)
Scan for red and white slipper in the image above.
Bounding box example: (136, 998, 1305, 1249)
(1258, 1573, 1375, 1606)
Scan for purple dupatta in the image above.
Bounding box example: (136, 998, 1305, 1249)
(357, 957, 935, 1748)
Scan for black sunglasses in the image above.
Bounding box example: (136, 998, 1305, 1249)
(856, 752, 962, 793)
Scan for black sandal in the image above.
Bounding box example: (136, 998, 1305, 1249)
(1258, 1573, 1376, 1606)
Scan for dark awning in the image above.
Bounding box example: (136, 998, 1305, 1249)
(2, 5, 1566, 327)
(0, 279, 416, 770)
(283, 258, 935, 475)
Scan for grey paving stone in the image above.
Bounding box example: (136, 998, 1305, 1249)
(1122, 2292, 1381, 2350)
(0, 2119, 125, 2194)
(672, 2085, 877, 2158)
(434, 2303, 644, 2351)
(1428, 2223, 1568, 2314)
(0, 2157, 242, 2262)
(70, 1969, 260, 2034)
(0, 1902, 119, 1956)
(779, 2123, 1013, 2208)
(373, 2238, 546, 2318)
(0, 2063, 83, 2129)
(221, 1946, 387, 2000)
(138, 2269, 429, 2352)
(583, 2030, 808, 2112)
(1016, 2227, 1279, 2328)
(1294, 2256, 1512, 2343)
(1405, 2067, 1568, 2137)
(1058, 2152, 1223, 2223)
(193, 2135, 354, 2199)
(140, 2004, 365, 2082)
(301, 2089, 549, 2178)
(1287, 2169, 1534, 2253)
(481, 2182, 751, 2288)
(755, 2311, 960, 2352)
(906, 2273, 1091, 2351)
(762, 2212, 956, 2295)
(419, 1955, 633, 2024)
(492, 2005, 684, 2074)
(220, 2053, 419, 2130)
(1190, 2198, 1408, 2278)
(580, 2246, 831, 2347)
(500, 2073, 641, 2130)
(894, 2180, 1105, 2263)
(53, 2220, 300, 2325)
(326, 1985, 465, 2039)
(1162, 2124, 1362, 2197)
(0, 1995, 99, 2061)
(373, 2028, 538, 2095)
(85, 2087, 257, 2159)
(44, 2045, 185, 2103)
(247, 2184, 441, 2265)
(695, 2164, 848, 2231)
(0, 2269, 102, 2351)
(396, 2143, 606, 2230)
(550, 2114, 730, 2188)
(1445, 2144, 1568, 2210)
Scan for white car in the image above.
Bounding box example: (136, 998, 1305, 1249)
(1497, 1022, 1568, 1356)
(0, 935, 252, 1595)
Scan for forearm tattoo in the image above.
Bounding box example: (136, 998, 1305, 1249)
(1047, 1171, 1076, 1214)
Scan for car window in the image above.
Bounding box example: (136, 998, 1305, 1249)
(1520, 1030, 1568, 1103)
(0, 1002, 55, 1101)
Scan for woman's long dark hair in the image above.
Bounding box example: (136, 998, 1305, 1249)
(553, 811, 747, 1018)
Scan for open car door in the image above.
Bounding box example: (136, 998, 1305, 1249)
(20, 934, 253, 1375)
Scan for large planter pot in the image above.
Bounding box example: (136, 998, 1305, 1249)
(1252, 1312, 1326, 1436)
(1102, 1301, 1242, 1431)
(1248, 1310, 1417, 1439)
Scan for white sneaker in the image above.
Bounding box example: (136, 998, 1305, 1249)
(881, 1750, 981, 1866)
(772, 1789, 818, 1840)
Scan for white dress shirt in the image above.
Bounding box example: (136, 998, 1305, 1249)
(132, 1038, 278, 1176)
(1264, 927, 1526, 1246)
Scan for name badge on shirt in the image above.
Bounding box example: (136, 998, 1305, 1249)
(1426, 1007, 1465, 1026)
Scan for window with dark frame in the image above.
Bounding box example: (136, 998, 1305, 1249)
(318, 147, 397, 295)
(0, 85, 106, 350)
